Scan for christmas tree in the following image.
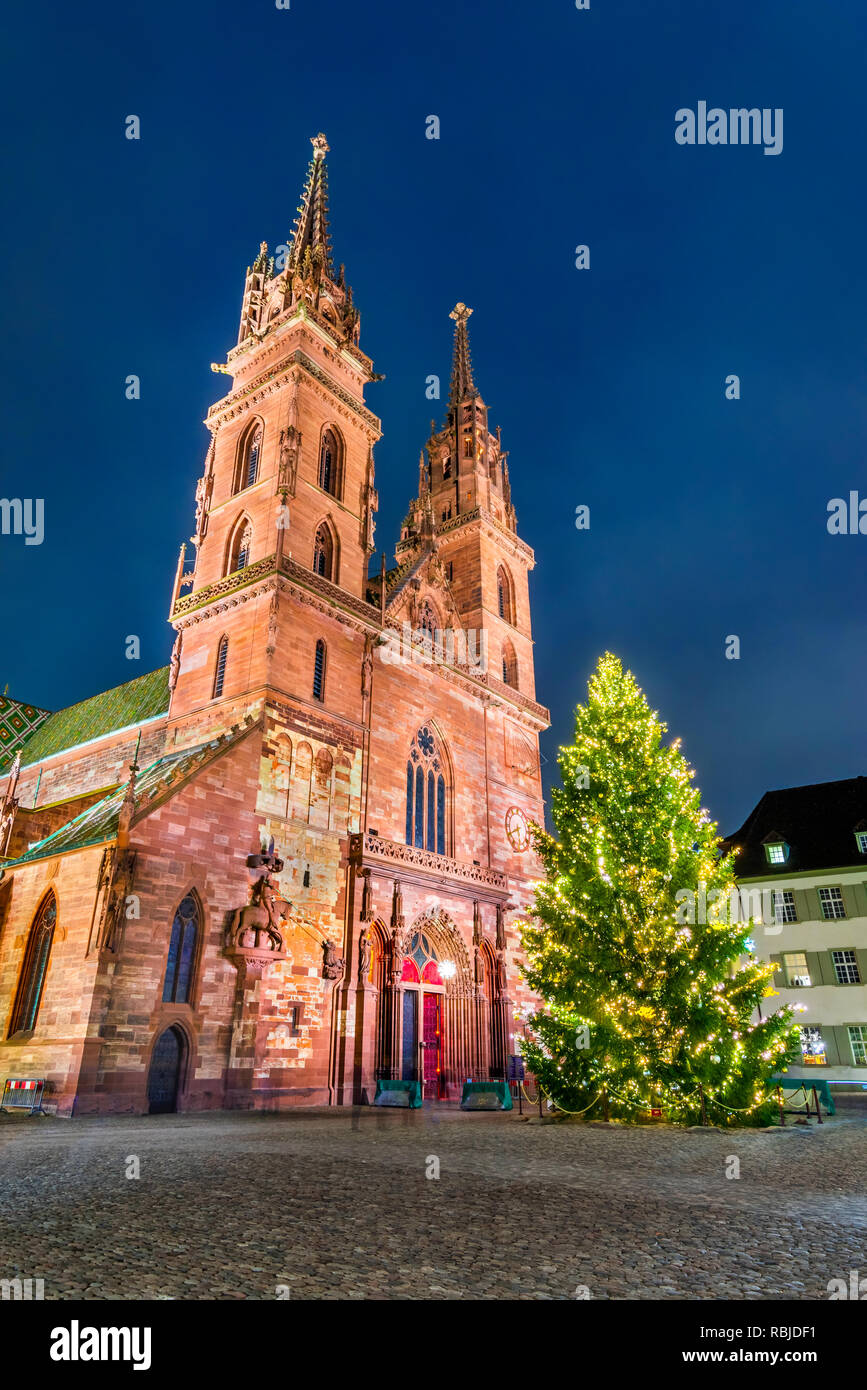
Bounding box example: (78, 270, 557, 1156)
(520, 653, 797, 1125)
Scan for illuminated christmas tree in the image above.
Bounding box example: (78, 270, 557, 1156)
(521, 654, 797, 1125)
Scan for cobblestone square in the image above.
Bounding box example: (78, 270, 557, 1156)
(2, 1105, 866, 1300)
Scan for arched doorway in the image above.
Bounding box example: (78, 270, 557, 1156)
(400, 929, 445, 1098)
(147, 1026, 186, 1114)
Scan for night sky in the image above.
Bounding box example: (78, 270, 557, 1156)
(2, 0, 865, 836)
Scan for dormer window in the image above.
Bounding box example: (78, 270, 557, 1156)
(764, 841, 788, 865)
(855, 830, 867, 855)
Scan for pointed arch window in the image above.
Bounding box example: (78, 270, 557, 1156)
(502, 640, 518, 689)
(405, 725, 448, 856)
(213, 636, 229, 698)
(319, 427, 342, 499)
(9, 892, 56, 1036)
(313, 523, 334, 581)
(235, 422, 263, 494)
(497, 565, 515, 625)
(227, 516, 252, 574)
(313, 639, 326, 701)
(162, 894, 200, 1004)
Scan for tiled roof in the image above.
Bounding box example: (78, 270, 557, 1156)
(3, 723, 255, 868)
(10, 668, 170, 771)
(724, 776, 867, 877)
(0, 696, 52, 774)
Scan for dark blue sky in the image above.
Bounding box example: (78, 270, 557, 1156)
(2, 0, 865, 834)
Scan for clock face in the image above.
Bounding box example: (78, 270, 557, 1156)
(505, 805, 530, 852)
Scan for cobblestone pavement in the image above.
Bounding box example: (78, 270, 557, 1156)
(1, 1105, 866, 1300)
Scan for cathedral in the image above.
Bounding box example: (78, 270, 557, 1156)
(0, 135, 548, 1116)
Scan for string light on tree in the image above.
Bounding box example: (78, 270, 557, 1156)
(519, 653, 797, 1126)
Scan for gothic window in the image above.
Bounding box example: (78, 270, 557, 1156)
(162, 894, 200, 1004)
(463, 436, 473, 458)
(313, 523, 334, 581)
(8, 892, 56, 1035)
(227, 515, 252, 574)
(401, 930, 442, 985)
(497, 565, 515, 625)
(213, 636, 229, 698)
(405, 725, 449, 856)
(442, 456, 451, 479)
(319, 427, 342, 499)
(502, 640, 518, 689)
(313, 639, 326, 700)
(235, 421, 263, 494)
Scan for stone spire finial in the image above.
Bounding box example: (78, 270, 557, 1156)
(448, 302, 476, 406)
(288, 135, 334, 278)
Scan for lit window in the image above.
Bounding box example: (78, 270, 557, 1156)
(819, 886, 846, 920)
(783, 952, 811, 988)
(856, 831, 867, 854)
(463, 436, 472, 458)
(848, 1026, 867, 1066)
(765, 842, 787, 865)
(774, 890, 797, 924)
(832, 949, 861, 985)
(799, 1026, 826, 1066)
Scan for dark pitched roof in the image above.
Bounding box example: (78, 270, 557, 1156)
(723, 776, 867, 877)
(9, 668, 170, 772)
(3, 722, 256, 869)
(0, 695, 52, 774)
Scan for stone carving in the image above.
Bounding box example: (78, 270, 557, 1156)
(0, 751, 21, 856)
(168, 632, 182, 691)
(266, 593, 279, 658)
(278, 425, 300, 495)
(495, 949, 508, 996)
(349, 832, 508, 892)
(193, 463, 213, 545)
(230, 855, 289, 956)
(359, 866, 373, 921)
(102, 848, 137, 953)
(322, 939, 345, 981)
(473, 899, 482, 945)
(358, 926, 372, 981)
(495, 903, 506, 951)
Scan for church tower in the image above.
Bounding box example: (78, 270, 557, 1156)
(167, 133, 381, 740)
(397, 303, 537, 703)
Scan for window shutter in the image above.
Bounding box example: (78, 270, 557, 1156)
(819, 1026, 842, 1068)
(841, 884, 859, 919)
(804, 952, 825, 988)
(792, 888, 813, 923)
(854, 950, 867, 987)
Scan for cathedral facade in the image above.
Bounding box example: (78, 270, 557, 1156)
(0, 136, 549, 1116)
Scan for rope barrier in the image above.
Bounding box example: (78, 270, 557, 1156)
(539, 1088, 603, 1116)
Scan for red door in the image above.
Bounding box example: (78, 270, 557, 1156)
(422, 992, 442, 1095)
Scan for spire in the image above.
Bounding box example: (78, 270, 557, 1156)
(288, 134, 334, 278)
(448, 302, 477, 407)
